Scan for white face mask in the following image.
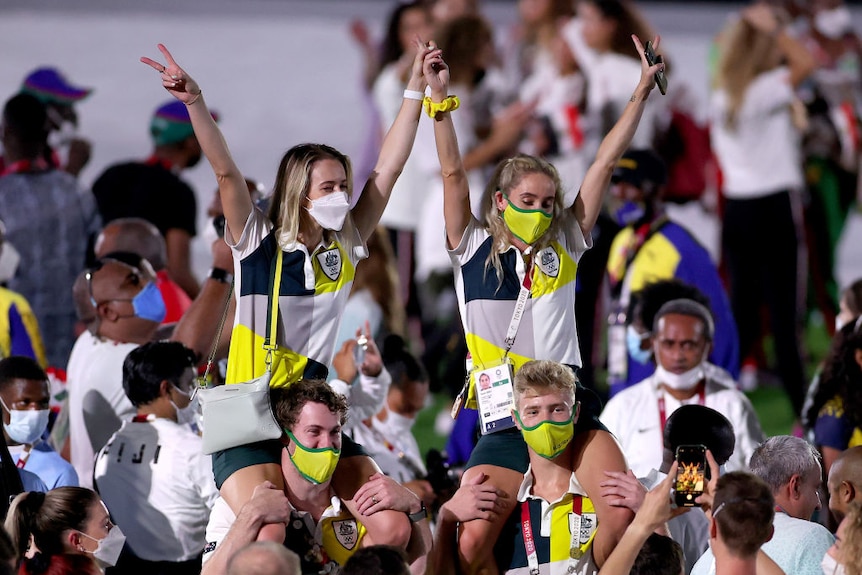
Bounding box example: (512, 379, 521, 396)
(201, 216, 222, 248)
(79, 525, 126, 568)
(1, 399, 49, 445)
(306, 191, 350, 231)
(655, 363, 705, 391)
(0, 242, 20, 283)
(821, 551, 846, 575)
(815, 6, 853, 39)
(170, 385, 199, 426)
(375, 408, 416, 436)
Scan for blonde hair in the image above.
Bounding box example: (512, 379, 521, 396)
(481, 155, 572, 286)
(845, 501, 862, 575)
(714, 17, 782, 130)
(513, 359, 576, 408)
(267, 143, 360, 252)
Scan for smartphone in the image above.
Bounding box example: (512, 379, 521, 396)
(674, 444, 706, 507)
(644, 41, 668, 96)
(354, 334, 368, 366)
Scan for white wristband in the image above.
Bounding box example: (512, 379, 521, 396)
(403, 89, 424, 101)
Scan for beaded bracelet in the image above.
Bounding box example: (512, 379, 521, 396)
(423, 95, 460, 119)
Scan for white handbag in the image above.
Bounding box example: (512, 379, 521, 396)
(196, 250, 284, 455)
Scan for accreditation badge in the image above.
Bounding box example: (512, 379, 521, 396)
(474, 357, 517, 435)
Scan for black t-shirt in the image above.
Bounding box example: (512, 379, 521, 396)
(92, 161, 197, 237)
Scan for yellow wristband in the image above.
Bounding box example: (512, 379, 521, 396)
(423, 95, 460, 119)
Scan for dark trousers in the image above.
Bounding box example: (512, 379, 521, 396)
(722, 190, 806, 415)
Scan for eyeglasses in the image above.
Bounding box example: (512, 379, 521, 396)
(84, 258, 146, 308)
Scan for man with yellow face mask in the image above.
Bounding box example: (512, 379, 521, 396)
(201, 379, 431, 574)
(500, 360, 606, 575)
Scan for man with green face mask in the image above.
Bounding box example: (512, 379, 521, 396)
(435, 360, 610, 575)
(202, 379, 431, 575)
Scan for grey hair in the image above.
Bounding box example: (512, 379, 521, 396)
(653, 298, 715, 341)
(749, 436, 822, 493)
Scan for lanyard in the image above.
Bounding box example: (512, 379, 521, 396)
(360, 420, 425, 478)
(0, 157, 51, 177)
(132, 414, 157, 423)
(144, 155, 175, 172)
(504, 254, 533, 353)
(520, 495, 584, 574)
(658, 385, 706, 432)
(15, 444, 33, 470)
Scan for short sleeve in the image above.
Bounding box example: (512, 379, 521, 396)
(225, 208, 273, 258)
(814, 398, 851, 450)
(448, 217, 488, 261)
(742, 67, 794, 115)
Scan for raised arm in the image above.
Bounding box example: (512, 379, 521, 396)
(573, 35, 663, 238)
(743, 5, 814, 88)
(424, 43, 472, 250)
(141, 44, 251, 245)
(352, 39, 438, 242)
(598, 465, 682, 575)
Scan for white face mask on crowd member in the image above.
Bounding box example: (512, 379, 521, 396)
(306, 191, 350, 231)
(815, 5, 853, 39)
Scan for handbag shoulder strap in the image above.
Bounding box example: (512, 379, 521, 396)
(264, 248, 284, 359)
(198, 247, 284, 388)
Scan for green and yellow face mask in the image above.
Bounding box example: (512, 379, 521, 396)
(285, 429, 341, 485)
(501, 196, 553, 245)
(514, 410, 575, 460)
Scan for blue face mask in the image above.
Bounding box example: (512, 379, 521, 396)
(131, 282, 167, 323)
(626, 325, 652, 365)
(614, 201, 646, 226)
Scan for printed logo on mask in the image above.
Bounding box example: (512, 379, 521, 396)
(316, 249, 342, 281)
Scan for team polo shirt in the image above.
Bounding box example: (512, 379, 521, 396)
(203, 493, 366, 572)
(605, 219, 740, 389)
(225, 209, 366, 387)
(496, 466, 599, 575)
(449, 218, 590, 408)
(814, 395, 862, 451)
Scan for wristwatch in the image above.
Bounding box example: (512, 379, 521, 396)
(407, 502, 428, 523)
(208, 267, 234, 285)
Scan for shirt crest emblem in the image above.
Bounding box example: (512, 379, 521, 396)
(332, 519, 359, 550)
(316, 248, 342, 281)
(536, 246, 560, 278)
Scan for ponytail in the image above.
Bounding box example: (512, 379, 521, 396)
(6, 491, 46, 558)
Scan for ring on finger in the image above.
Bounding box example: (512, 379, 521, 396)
(372, 496, 379, 504)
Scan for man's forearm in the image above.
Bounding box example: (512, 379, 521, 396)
(201, 511, 262, 575)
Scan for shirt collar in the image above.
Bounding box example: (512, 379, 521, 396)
(517, 463, 587, 503)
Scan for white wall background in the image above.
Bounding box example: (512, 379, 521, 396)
(1, 0, 860, 286)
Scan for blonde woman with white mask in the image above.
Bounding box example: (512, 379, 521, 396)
(140, 41, 444, 550)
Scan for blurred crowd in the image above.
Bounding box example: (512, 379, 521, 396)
(0, 0, 861, 574)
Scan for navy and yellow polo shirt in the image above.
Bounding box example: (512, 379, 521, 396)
(225, 209, 366, 387)
(449, 218, 590, 408)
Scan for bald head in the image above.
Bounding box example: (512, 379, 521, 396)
(828, 446, 862, 522)
(226, 542, 300, 575)
(95, 218, 167, 271)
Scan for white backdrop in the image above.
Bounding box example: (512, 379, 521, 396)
(1, 0, 860, 285)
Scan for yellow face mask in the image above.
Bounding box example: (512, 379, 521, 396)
(514, 410, 575, 460)
(286, 430, 341, 485)
(501, 196, 553, 245)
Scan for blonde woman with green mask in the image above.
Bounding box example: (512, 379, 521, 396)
(428, 31, 665, 573)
